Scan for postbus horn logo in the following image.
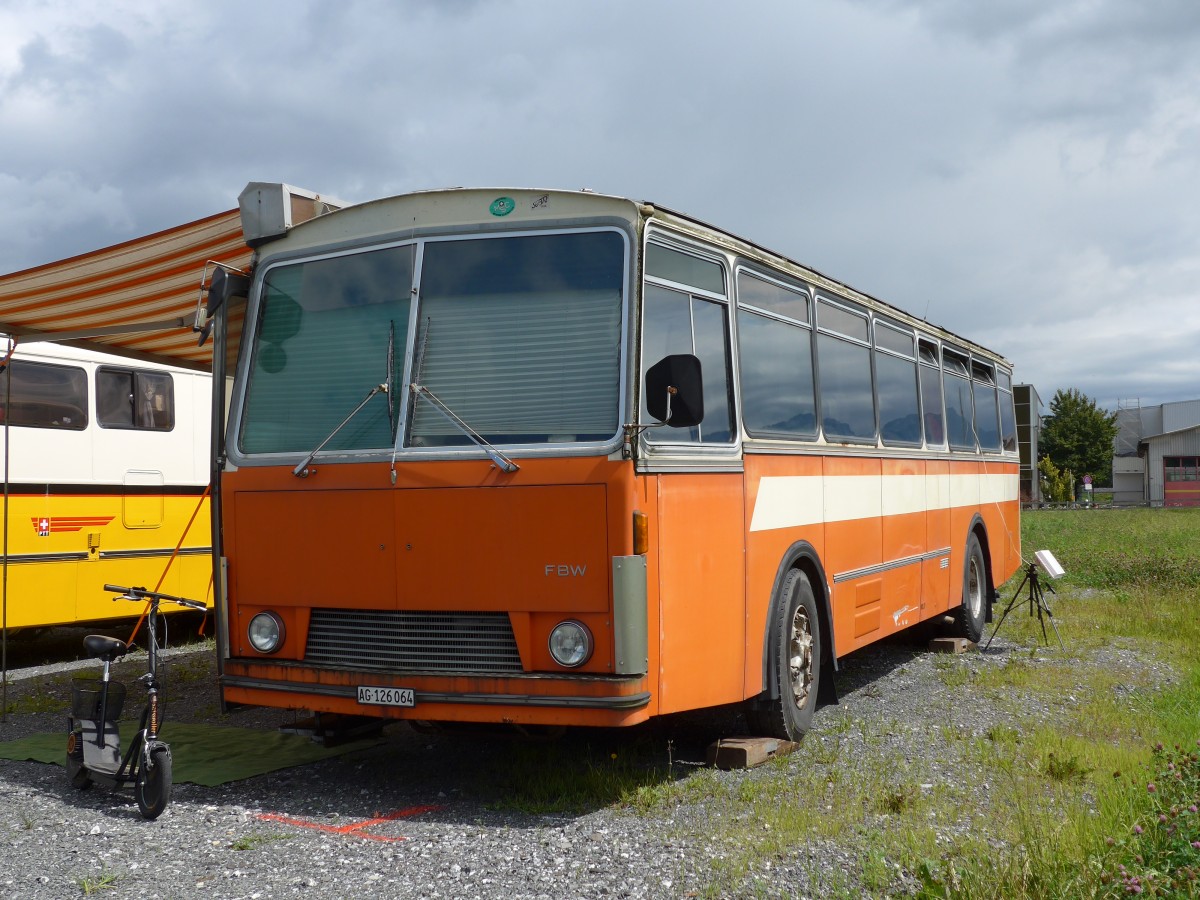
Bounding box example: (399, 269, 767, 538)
(32, 516, 114, 537)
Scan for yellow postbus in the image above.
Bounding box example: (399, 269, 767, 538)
(1, 339, 212, 632)
(206, 185, 1020, 741)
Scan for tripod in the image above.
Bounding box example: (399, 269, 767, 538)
(984, 562, 1065, 651)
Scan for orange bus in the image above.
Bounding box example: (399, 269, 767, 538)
(205, 184, 1020, 741)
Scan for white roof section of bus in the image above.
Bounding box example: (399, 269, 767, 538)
(256, 187, 643, 257)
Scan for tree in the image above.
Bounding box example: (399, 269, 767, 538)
(1038, 455, 1074, 503)
(1039, 388, 1118, 484)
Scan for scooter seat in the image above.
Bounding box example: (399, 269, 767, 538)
(83, 634, 128, 662)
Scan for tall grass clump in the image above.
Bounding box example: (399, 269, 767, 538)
(1096, 740, 1200, 896)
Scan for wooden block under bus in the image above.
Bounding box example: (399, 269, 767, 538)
(928, 636, 975, 654)
(706, 736, 799, 770)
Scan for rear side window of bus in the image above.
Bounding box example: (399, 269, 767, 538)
(0, 360, 88, 429)
(998, 369, 1017, 452)
(970, 361, 1001, 452)
(97, 369, 175, 431)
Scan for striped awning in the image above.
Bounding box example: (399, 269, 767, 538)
(0, 208, 250, 371)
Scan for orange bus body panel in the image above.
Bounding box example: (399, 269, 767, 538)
(651, 472, 747, 715)
(742, 454, 826, 701)
(923, 459, 953, 615)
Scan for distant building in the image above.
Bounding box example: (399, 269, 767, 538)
(1014, 384, 1041, 504)
(1112, 399, 1200, 506)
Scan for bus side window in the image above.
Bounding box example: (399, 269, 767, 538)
(97, 368, 174, 431)
(816, 296, 875, 443)
(918, 341, 945, 448)
(5, 360, 88, 429)
(942, 350, 975, 451)
(641, 283, 733, 444)
(736, 270, 816, 441)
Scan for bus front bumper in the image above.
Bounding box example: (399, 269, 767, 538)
(220, 660, 653, 728)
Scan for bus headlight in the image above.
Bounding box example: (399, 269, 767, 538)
(248, 611, 285, 654)
(548, 620, 592, 668)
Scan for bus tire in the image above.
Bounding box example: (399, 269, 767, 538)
(748, 568, 822, 742)
(957, 533, 987, 643)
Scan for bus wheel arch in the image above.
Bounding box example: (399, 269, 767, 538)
(747, 544, 837, 741)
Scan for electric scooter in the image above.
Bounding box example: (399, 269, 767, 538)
(65, 584, 207, 820)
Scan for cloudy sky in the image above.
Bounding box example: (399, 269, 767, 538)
(2, 0, 1198, 411)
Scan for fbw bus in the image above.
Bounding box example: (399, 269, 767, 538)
(205, 185, 1020, 741)
(1, 339, 213, 633)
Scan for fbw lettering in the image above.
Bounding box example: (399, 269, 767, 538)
(545, 564, 587, 577)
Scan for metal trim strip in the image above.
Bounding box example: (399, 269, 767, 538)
(832, 547, 952, 584)
(1, 551, 90, 564)
(98, 546, 212, 560)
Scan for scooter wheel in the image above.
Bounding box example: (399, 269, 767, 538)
(69, 766, 93, 791)
(135, 745, 172, 820)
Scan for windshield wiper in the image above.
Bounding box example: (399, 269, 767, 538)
(409, 382, 520, 473)
(292, 382, 389, 477)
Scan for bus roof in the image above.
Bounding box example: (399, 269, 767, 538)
(262, 185, 1012, 366)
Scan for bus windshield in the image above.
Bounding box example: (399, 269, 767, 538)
(239, 229, 626, 456)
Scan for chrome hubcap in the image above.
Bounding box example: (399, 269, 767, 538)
(788, 605, 814, 708)
(967, 554, 983, 618)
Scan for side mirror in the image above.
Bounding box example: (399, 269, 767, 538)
(645, 354, 704, 427)
(196, 267, 250, 346)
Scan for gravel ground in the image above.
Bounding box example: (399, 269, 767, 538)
(0, 621, 1175, 900)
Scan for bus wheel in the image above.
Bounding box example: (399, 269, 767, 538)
(748, 568, 822, 743)
(957, 533, 987, 643)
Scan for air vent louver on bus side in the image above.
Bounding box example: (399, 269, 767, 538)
(304, 609, 523, 673)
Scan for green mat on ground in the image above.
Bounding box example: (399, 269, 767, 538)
(0, 722, 381, 786)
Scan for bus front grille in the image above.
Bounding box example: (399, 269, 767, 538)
(304, 609, 523, 673)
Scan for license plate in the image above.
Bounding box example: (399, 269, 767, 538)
(357, 686, 415, 707)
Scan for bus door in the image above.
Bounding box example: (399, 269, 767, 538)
(639, 244, 745, 715)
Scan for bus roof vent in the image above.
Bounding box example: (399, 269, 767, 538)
(238, 182, 350, 247)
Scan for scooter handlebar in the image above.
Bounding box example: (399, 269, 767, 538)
(103, 584, 207, 611)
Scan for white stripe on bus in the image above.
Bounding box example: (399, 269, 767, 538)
(749, 473, 1018, 532)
